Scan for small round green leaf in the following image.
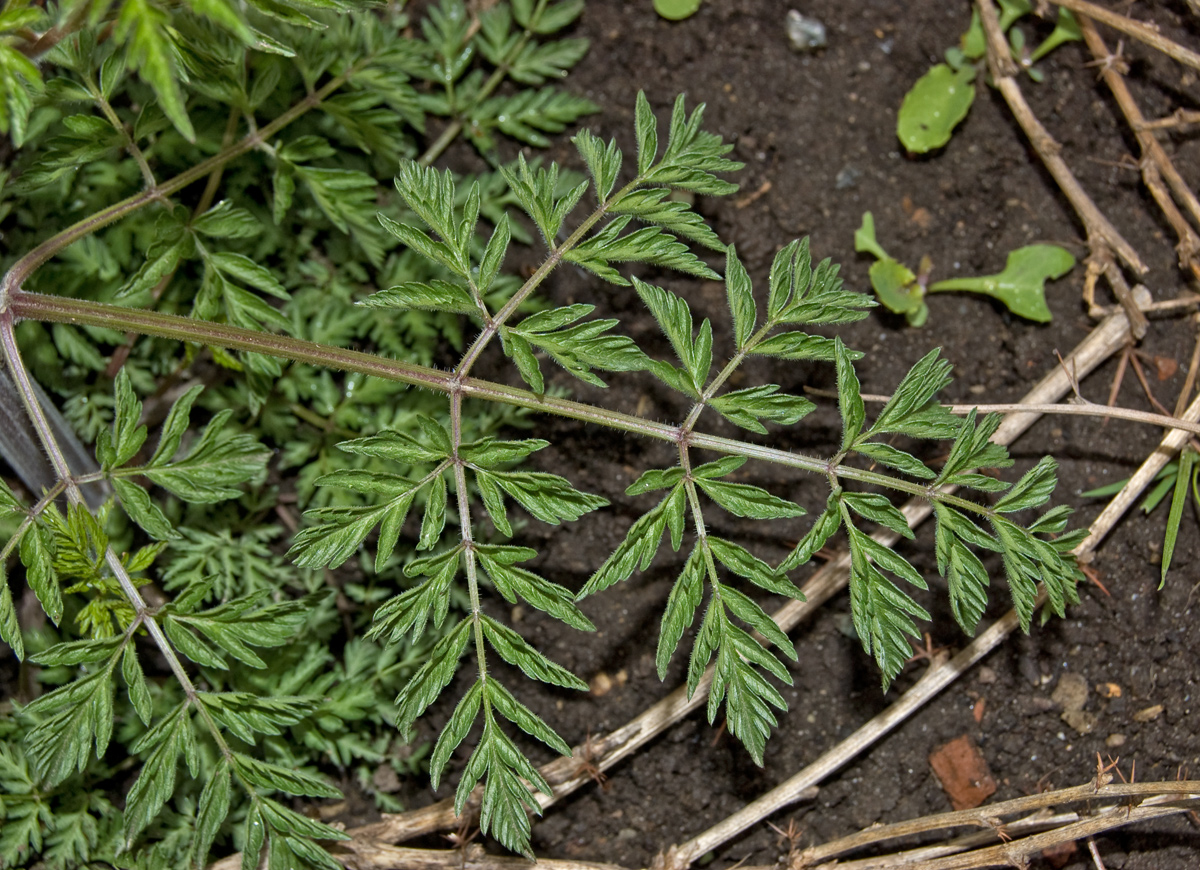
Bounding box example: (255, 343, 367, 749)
(654, 0, 702, 20)
(897, 63, 976, 153)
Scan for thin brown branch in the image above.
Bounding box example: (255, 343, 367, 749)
(1174, 320, 1200, 418)
(1079, 15, 1200, 276)
(1045, 0, 1200, 73)
(1137, 108, 1200, 131)
(1088, 293, 1200, 318)
(976, 0, 1149, 336)
(797, 390, 1200, 438)
(797, 780, 1200, 865)
(805, 802, 1195, 869)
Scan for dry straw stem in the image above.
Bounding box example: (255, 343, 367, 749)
(1045, 0, 1200, 73)
(794, 780, 1200, 868)
(334, 843, 628, 870)
(801, 802, 1197, 870)
(974, 0, 1149, 337)
(313, 789, 1200, 870)
(1077, 15, 1200, 278)
(1079, 386, 1200, 554)
(802, 392, 1200, 439)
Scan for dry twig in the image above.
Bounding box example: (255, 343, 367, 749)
(1045, 0, 1200, 73)
(1078, 15, 1200, 278)
(976, 0, 1149, 336)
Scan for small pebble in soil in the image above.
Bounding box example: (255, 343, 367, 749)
(1051, 673, 1089, 712)
(785, 10, 826, 52)
(835, 166, 861, 189)
(1106, 733, 1127, 748)
(1133, 704, 1164, 722)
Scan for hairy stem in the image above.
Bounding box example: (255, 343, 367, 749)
(0, 315, 201, 706)
(91, 86, 158, 190)
(450, 389, 490, 687)
(9, 291, 1001, 518)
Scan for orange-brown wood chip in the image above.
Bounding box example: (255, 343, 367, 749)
(929, 734, 997, 810)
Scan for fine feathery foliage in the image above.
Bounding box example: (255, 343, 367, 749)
(0, 6, 1085, 862)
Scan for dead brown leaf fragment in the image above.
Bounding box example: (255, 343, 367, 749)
(929, 735, 997, 810)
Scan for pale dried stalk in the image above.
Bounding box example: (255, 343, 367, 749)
(313, 783, 1200, 870)
(806, 802, 1196, 870)
(797, 780, 1200, 866)
(336, 842, 627, 870)
(975, 0, 1149, 336)
(799, 392, 1200, 438)
(1138, 108, 1200, 131)
(1045, 0, 1200, 73)
(1079, 15, 1200, 276)
(1078, 388, 1200, 555)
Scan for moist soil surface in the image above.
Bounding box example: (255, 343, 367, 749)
(409, 1, 1200, 868)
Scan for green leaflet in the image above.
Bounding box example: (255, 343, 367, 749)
(368, 546, 461, 644)
(867, 348, 955, 438)
(702, 609, 790, 765)
(578, 487, 687, 598)
(122, 704, 193, 848)
(195, 693, 318, 746)
(779, 496, 842, 573)
(897, 63, 976, 154)
(710, 385, 813, 434)
(477, 546, 594, 631)
(656, 545, 705, 678)
(481, 615, 588, 690)
(835, 337, 865, 451)
(565, 218, 720, 284)
(165, 592, 319, 670)
(455, 708, 553, 858)
(573, 129, 621, 203)
(844, 517, 930, 687)
(724, 246, 757, 349)
(394, 619, 473, 733)
(696, 477, 805, 520)
(500, 153, 589, 243)
(634, 277, 712, 394)
(503, 305, 650, 393)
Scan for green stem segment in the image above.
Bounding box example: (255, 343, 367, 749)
(6, 290, 993, 519)
(450, 390, 489, 686)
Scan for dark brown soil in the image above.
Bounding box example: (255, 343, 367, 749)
(404, 1, 1200, 868)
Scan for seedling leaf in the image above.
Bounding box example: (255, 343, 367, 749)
(929, 245, 1075, 323)
(897, 63, 976, 154)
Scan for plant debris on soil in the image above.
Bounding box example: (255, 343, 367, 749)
(373, 2, 1200, 868)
